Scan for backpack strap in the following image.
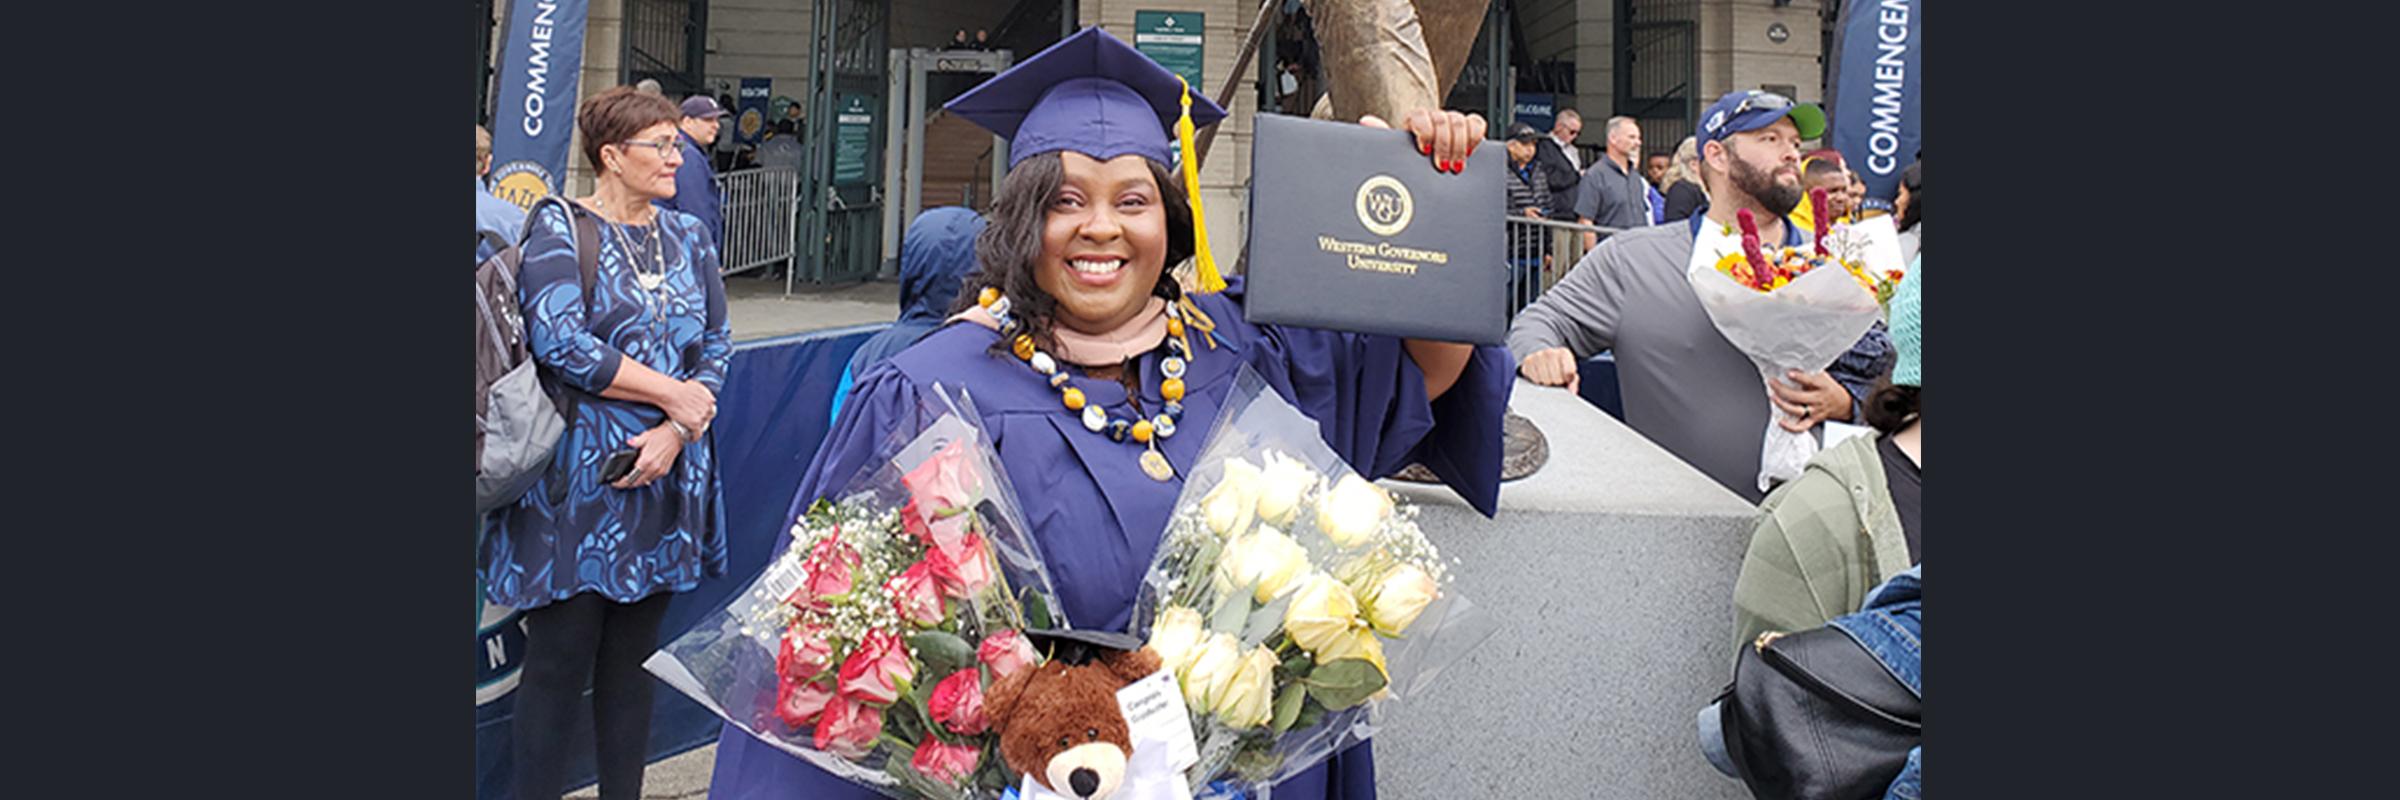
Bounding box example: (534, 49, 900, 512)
(527, 195, 604, 316)
(523, 196, 613, 509)
(477, 229, 511, 263)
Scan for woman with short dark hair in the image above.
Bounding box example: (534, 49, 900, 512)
(483, 84, 733, 800)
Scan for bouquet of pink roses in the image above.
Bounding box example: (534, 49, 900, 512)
(646, 396, 1061, 800)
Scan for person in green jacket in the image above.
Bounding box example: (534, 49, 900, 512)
(1731, 259, 1922, 649)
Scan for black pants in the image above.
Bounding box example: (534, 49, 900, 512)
(512, 591, 673, 800)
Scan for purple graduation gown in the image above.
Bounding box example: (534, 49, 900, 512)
(707, 277, 1512, 799)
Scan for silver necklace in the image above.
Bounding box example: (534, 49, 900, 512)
(592, 198, 670, 293)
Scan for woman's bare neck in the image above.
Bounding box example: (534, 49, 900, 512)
(1892, 420, 1921, 468)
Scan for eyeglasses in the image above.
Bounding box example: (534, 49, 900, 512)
(616, 137, 679, 157)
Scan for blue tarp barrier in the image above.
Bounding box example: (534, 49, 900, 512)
(477, 324, 882, 800)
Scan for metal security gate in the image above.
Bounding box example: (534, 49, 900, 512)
(716, 167, 801, 277)
(1617, 0, 1699, 158)
(624, 0, 709, 98)
(799, 0, 890, 285)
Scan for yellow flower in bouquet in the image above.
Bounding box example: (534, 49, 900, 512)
(1219, 523, 1312, 604)
(1255, 451, 1319, 527)
(1213, 645, 1281, 729)
(1146, 605, 1207, 675)
(1359, 563, 1439, 636)
(1315, 627, 1389, 683)
(1316, 473, 1393, 549)
(1203, 457, 1263, 538)
(1180, 631, 1244, 712)
(1284, 572, 1364, 654)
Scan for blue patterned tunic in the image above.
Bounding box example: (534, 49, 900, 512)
(480, 201, 734, 609)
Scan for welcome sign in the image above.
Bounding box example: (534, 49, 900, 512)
(489, 0, 591, 211)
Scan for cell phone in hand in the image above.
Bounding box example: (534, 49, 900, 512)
(599, 449, 640, 484)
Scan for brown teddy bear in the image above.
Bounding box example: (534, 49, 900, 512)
(983, 630, 1164, 800)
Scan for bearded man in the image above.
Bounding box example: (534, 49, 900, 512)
(1504, 91, 1894, 502)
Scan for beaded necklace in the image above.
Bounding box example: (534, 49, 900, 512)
(976, 287, 1202, 482)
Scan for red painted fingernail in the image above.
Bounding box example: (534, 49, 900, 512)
(1421, 141, 1433, 155)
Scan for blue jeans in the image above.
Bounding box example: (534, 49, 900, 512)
(1834, 566, 1921, 799)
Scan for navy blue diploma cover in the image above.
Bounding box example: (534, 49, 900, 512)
(1242, 113, 1506, 345)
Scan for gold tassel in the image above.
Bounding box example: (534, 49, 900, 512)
(1176, 76, 1225, 293)
(1177, 296, 1220, 350)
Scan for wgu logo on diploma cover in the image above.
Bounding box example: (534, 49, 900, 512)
(1354, 174, 1413, 237)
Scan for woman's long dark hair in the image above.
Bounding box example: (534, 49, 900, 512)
(953, 151, 1196, 356)
(1863, 377, 1921, 436)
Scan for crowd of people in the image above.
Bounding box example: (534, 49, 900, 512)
(1502, 104, 1923, 296)
(476, 42, 1920, 795)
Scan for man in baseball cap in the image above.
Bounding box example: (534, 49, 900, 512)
(1689, 89, 1826, 239)
(659, 94, 733, 249)
(1506, 86, 1893, 503)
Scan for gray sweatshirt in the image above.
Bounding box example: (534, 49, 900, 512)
(1506, 221, 1883, 503)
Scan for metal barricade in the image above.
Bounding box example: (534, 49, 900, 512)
(1501, 216, 1624, 317)
(713, 167, 800, 276)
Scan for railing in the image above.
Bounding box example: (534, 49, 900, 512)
(1501, 216, 1625, 316)
(715, 167, 800, 276)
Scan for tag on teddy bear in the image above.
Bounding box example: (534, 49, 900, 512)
(1117, 670, 1200, 773)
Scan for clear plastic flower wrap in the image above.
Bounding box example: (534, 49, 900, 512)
(644, 385, 1061, 800)
(1128, 365, 1500, 798)
(1686, 205, 1888, 493)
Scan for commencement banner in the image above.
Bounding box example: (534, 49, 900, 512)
(1825, 0, 1921, 214)
(489, 0, 590, 211)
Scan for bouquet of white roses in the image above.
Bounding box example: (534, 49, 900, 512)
(1129, 366, 1496, 797)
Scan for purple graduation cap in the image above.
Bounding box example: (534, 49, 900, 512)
(944, 26, 1229, 169)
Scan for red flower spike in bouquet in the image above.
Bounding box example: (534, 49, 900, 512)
(645, 405, 1063, 800)
(1811, 187, 1833, 258)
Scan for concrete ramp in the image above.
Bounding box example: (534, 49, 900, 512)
(1374, 380, 1759, 798)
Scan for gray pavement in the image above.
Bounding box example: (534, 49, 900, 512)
(723, 272, 902, 342)
(564, 742, 715, 799)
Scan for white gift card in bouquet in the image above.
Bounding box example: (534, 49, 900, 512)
(1687, 206, 1887, 493)
(644, 384, 1063, 800)
(1128, 364, 1500, 798)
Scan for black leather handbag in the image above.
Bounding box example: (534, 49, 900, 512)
(1714, 627, 1921, 799)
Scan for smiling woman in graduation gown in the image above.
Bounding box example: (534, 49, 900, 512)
(708, 27, 1509, 800)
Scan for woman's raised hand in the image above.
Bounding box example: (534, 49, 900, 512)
(1358, 108, 1488, 174)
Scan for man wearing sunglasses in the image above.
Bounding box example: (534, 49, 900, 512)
(657, 95, 732, 251)
(1506, 90, 1894, 503)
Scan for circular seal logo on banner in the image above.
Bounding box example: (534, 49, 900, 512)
(739, 109, 765, 141)
(476, 596, 527, 705)
(491, 161, 554, 211)
(1355, 175, 1413, 237)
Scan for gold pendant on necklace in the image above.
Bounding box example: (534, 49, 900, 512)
(1140, 449, 1175, 482)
